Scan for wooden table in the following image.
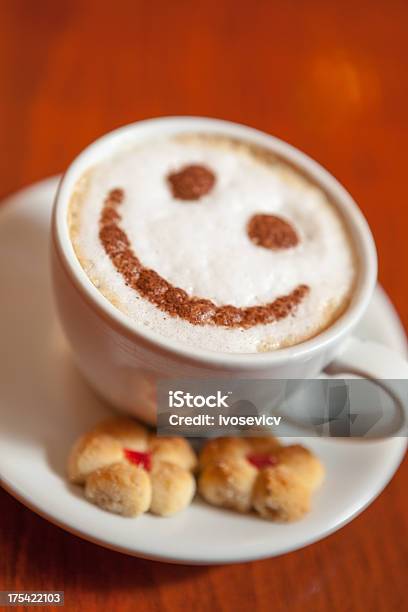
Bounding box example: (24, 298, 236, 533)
(0, 1, 407, 610)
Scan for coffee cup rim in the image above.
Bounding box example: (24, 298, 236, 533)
(52, 116, 377, 369)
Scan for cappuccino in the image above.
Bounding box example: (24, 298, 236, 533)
(68, 134, 356, 353)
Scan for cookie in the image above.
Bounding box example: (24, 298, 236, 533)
(198, 437, 324, 522)
(85, 462, 152, 517)
(68, 416, 197, 517)
(150, 462, 195, 517)
(198, 458, 257, 513)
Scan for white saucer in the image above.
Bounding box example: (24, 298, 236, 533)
(0, 177, 406, 565)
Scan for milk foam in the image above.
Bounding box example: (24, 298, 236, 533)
(69, 135, 356, 353)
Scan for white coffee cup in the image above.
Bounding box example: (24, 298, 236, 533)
(51, 117, 408, 427)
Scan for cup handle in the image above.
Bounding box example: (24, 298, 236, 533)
(325, 336, 408, 434)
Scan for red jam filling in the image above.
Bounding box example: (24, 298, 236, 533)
(247, 453, 278, 470)
(124, 449, 152, 471)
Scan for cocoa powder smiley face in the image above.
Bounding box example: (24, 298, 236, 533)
(69, 134, 356, 352)
(99, 164, 309, 329)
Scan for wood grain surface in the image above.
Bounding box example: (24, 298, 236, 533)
(0, 1, 407, 610)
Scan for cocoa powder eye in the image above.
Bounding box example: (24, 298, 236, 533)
(247, 213, 299, 250)
(167, 164, 216, 200)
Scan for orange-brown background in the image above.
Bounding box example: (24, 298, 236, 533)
(0, 1, 406, 611)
